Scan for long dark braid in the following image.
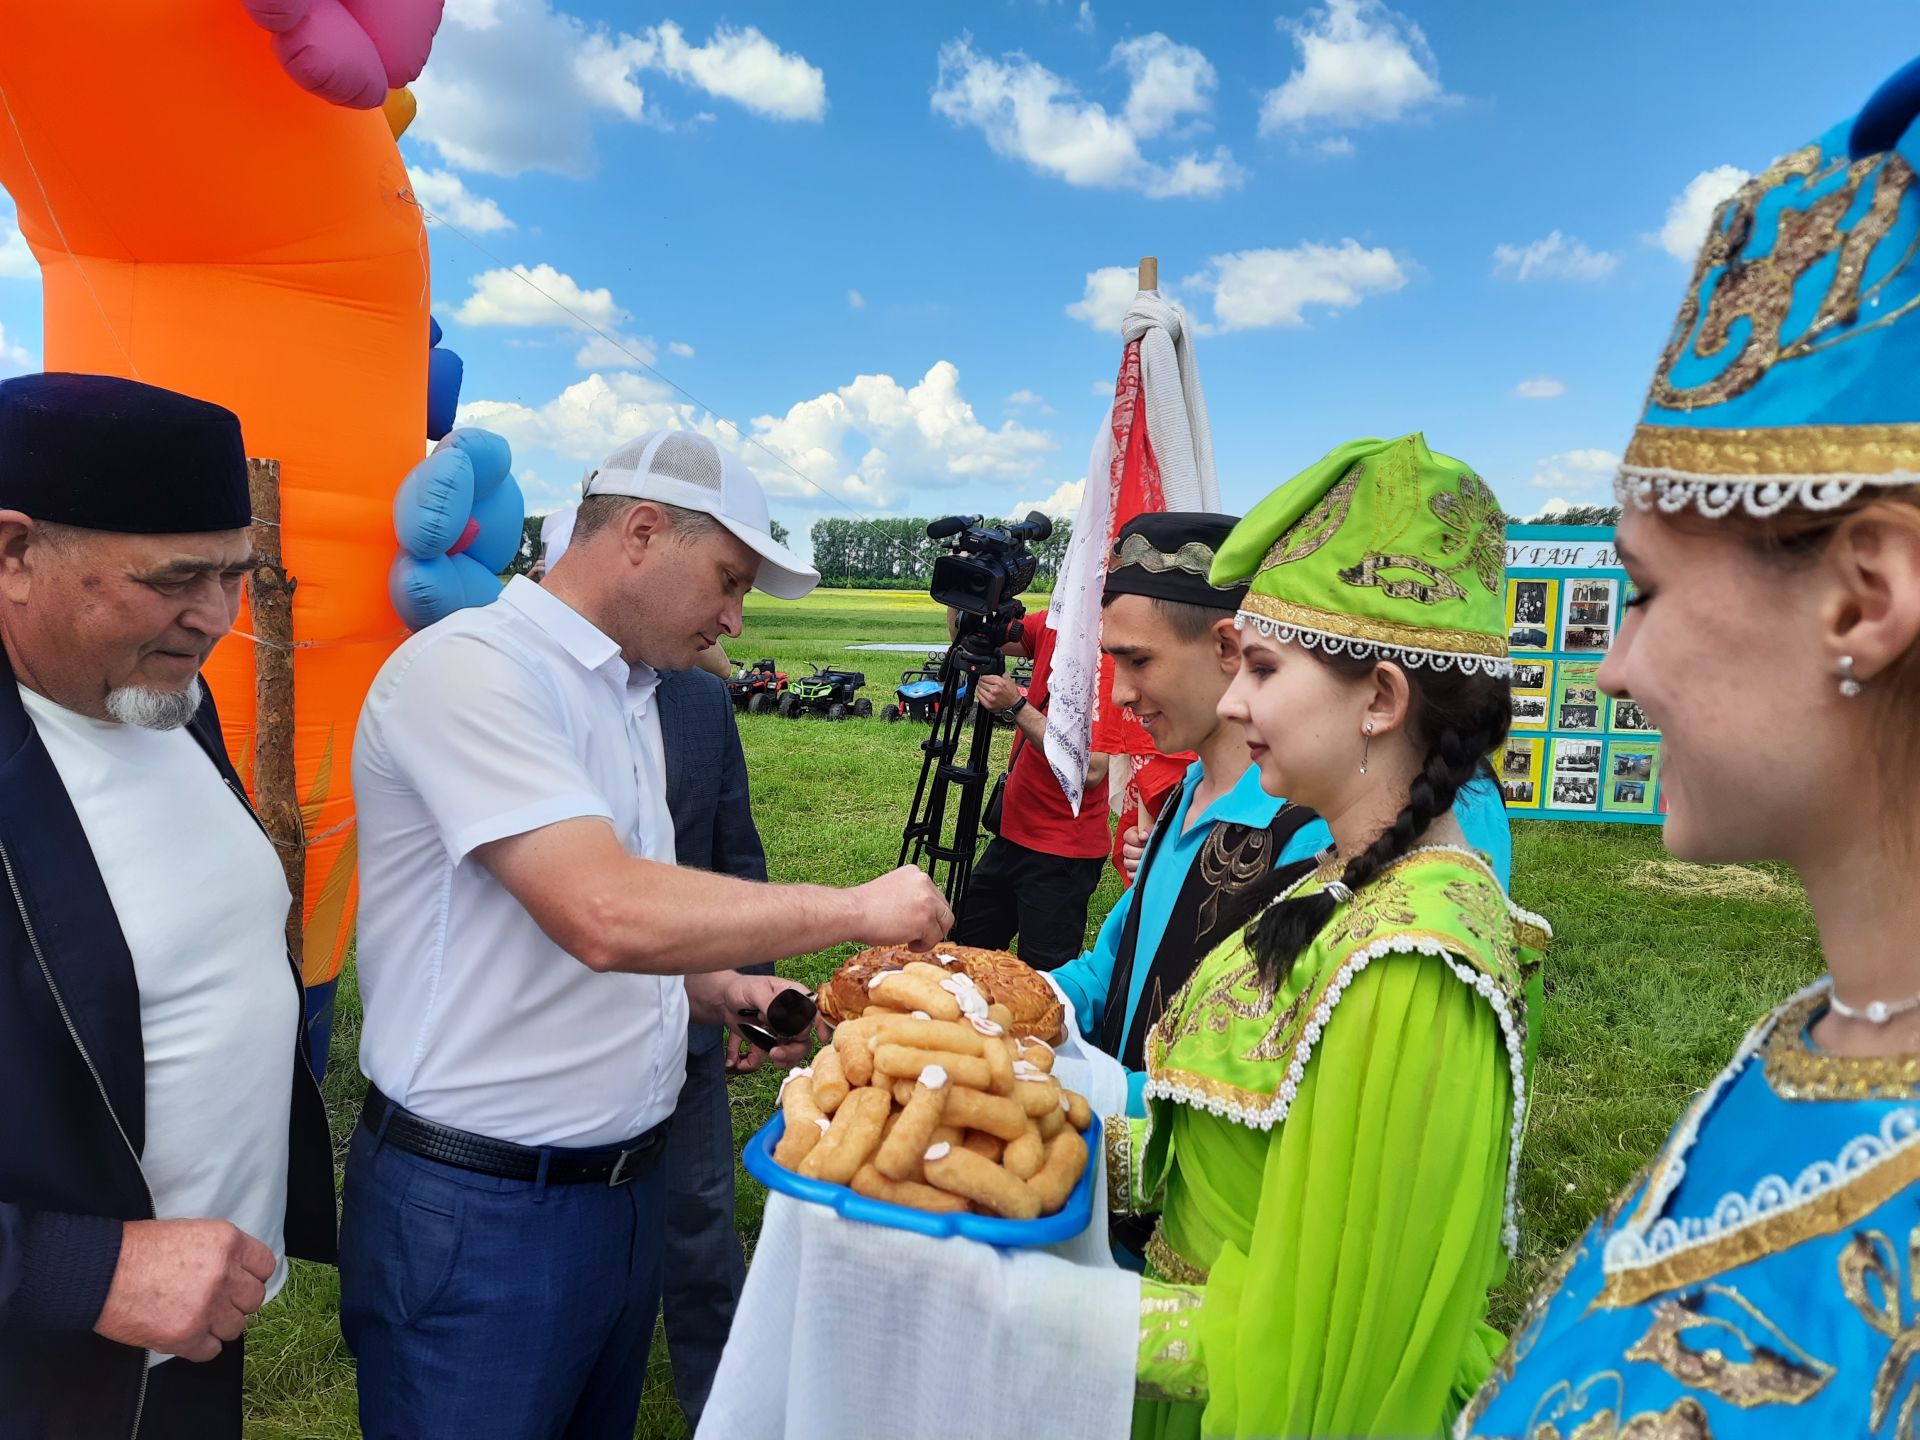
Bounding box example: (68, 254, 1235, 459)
(1241, 650, 1513, 987)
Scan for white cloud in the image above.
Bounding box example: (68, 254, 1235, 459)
(847, 289, 867, 310)
(1655, 164, 1751, 261)
(1075, 2, 1096, 34)
(1005, 389, 1055, 416)
(1492, 231, 1619, 282)
(460, 360, 1054, 509)
(0, 211, 35, 280)
(1529, 448, 1621, 494)
(1091, 377, 1114, 397)
(1183, 241, 1408, 332)
(1260, 0, 1448, 136)
(573, 333, 658, 369)
(668, 340, 696, 358)
(411, 0, 824, 177)
(638, 21, 827, 122)
(930, 35, 1243, 200)
(1515, 377, 1566, 400)
(455, 263, 625, 328)
(408, 167, 514, 232)
(1536, 496, 1573, 517)
(1065, 265, 1140, 332)
(0, 322, 30, 373)
(1013, 478, 1084, 520)
(1316, 135, 1356, 158)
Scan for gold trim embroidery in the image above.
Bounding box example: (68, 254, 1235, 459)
(1648, 145, 1920, 412)
(1429, 469, 1508, 597)
(1838, 1227, 1920, 1434)
(1261, 463, 1361, 569)
(1238, 589, 1508, 659)
(1599, 1138, 1920, 1308)
(1108, 531, 1226, 583)
(1762, 995, 1920, 1101)
(1146, 1223, 1209, 1286)
(1622, 420, 1920, 479)
(1625, 1288, 1833, 1409)
(1105, 1114, 1135, 1216)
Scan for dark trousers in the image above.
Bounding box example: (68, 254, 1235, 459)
(338, 1120, 668, 1440)
(951, 835, 1107, 971)
(139, 1337, 243, 1440)
(660, 1025, 747, 1432)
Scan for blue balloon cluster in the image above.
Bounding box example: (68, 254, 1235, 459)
(390, 427, 523, 630)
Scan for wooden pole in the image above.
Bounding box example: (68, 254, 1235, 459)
(246, 458, 305, 965)
(1138, 255, 1158, 292)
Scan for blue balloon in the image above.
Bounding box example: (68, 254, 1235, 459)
(452, 552, 505, 609)
(393, 447, 474, 559)
(464, 473, 524, 574)
(427, 345, 464, 442)
(441, 427, 512, 495)
(388, 552, 465, 630)
(429, 314, 444, 349)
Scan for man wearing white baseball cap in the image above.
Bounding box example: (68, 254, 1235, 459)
(344, 429, 949, 1440)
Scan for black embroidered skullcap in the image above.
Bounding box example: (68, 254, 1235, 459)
(0, 373, 251, 534)
(1104, 511, 1246, 611)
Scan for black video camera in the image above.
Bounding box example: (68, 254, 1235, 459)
(926, 511, 1053, 618)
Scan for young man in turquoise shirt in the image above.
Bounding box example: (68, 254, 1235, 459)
(1050, 513, 1513, 1122)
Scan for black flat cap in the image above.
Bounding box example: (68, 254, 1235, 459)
(0, 372, 250, 534)
(1104, 510, 1246, 611)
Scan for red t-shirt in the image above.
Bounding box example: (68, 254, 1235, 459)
(999, 614, 1113, 859)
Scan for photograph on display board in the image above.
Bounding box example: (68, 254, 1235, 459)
(1612, 696, 1659, 734)
(1498, 737, 1542, 808)
(1553, 659, 1604, 732)
(1511, 659, 1553, 696)
(1507, 577, 1557, 653)
(1549, 737, 1603, 811)
(1511, 693, 1549, 729)
(1606, 740, 1662, 814)
(1561, 577, 1617, 653)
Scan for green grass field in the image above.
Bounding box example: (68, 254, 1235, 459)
(242, 588, 1824, 1438)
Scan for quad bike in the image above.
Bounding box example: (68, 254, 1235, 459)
(783, 664, 872, 720)
(724, 657, 788, 715)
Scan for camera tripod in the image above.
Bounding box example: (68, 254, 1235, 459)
(897, 610, 1020, 911)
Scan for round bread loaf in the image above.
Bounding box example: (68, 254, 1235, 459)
(819, 944, 1066, 1044)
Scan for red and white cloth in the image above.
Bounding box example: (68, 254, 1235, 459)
(1042, 291, 1220, 844)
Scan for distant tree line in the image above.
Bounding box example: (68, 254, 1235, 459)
(807, 515, 1073, 591)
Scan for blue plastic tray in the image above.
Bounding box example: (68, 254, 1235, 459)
(744, 1110, 1099, 1247)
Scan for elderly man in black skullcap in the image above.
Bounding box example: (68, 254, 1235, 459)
(0, 373, 334, 1439)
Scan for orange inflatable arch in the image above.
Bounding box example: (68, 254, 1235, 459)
(0, 0, 431, 1021)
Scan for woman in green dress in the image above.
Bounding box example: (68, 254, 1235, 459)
(1114, 433, 1549, 1438)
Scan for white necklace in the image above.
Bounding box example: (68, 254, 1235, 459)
(1828, 989, 1920, 1025)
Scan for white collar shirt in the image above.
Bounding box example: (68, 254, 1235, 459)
(351, 576, 686, 1148)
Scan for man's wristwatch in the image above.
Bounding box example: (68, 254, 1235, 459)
(1006, 695, 1028, 718)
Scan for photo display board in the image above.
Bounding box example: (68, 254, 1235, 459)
(1498, 525, 1663, 825)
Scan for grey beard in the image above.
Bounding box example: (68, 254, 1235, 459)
(105, 676, 204, 731)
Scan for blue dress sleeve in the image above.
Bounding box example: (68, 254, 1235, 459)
(1052, 881, 1133, 1041)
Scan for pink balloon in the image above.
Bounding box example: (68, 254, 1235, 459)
(343, 0, 443, 88)
(239, 0, 312, 34)
(244, 0, 443, 108)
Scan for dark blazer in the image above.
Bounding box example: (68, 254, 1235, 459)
(0, 644, 335, 1439)
(657, 667, 771, 1052)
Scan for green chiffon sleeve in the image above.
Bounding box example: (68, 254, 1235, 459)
(1136, 950, 1514, 1436)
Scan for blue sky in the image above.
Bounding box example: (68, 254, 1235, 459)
(2, 1, 1916, 558)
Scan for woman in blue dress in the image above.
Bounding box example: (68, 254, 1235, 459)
(1461, 58, 1920, 1440)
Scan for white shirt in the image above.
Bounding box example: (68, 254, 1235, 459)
(18, 685, 297, 1359)
(352, 576, 686, 1149)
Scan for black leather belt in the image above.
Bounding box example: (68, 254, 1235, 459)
(360, 1086, 671, 1186)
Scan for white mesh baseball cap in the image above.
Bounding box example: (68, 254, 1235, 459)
(583, 430, 818, 600)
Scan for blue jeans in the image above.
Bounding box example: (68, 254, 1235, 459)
(338, 1120, 668, 1440)
(660, 1025, 747, 1430)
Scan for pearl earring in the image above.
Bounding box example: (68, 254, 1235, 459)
(1838, 655, 1863, 699)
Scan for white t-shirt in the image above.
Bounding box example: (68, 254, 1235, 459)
(352, 576, 687, 1149)
(18, 685, 297, 1360)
